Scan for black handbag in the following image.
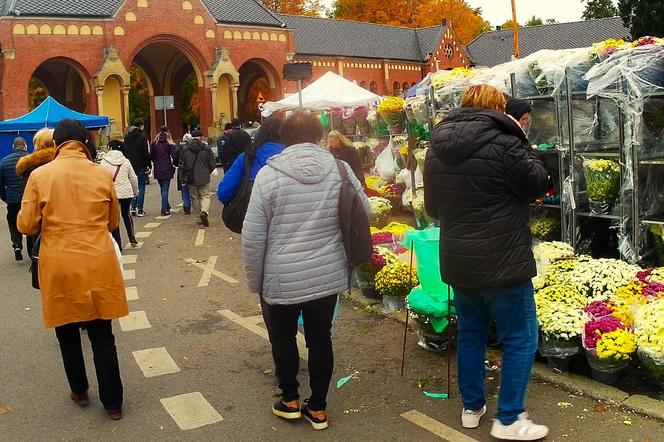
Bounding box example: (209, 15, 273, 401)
(30, 234, 41, 290)
(222, 154, 253, 234)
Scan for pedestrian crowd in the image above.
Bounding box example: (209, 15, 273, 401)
(0, 83, 551, 440)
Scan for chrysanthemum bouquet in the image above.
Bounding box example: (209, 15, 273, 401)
(374, 262, 419, 298)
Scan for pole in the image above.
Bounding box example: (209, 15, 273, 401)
(297, 79, 303, 108)
(163, 108, 168, 129)
(446, 284, 452, 398)
(511, 0, 520, 59)
(401, 240, 415, 377)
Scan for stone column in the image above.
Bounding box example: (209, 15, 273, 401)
(231, 85, 239, 121)
(121, 86, 130, 134)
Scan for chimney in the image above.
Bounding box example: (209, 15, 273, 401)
(441, 18, 448, 26)
(496, 25, 502, 31)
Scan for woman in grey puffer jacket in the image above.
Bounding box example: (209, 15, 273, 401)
(243, 112, 369, 430)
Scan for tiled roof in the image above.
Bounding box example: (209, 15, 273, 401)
(278, 14, 443, 62)
(466, 17, 631, 67)
(3, 0, 284, 26)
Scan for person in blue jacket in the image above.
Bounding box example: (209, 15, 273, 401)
(0, 137, 29, 260)
(217, 117, 284, 204)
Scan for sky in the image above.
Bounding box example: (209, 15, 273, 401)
(465, 0, 611, 26)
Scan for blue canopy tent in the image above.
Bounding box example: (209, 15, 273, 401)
(0, 97, 109, 160)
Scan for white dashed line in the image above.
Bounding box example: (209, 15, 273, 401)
(401, 410, 478, 442)
(160, 392, 223, 430)
(125, 286, 139, 301)
(124, 242, 144, 250)
(122, 255, 138, 265)
(195, 229, 205, 247)
(123, 269, 136, 281)
(144, 222, 161, 229)
(155, 215, 171, 220)
(132, 347, 181, 378)
(171, 208, 181, 213)
(119, 311, 151, 331)
(135, 231, 152, 238)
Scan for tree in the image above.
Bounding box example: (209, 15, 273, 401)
(262, 0, 322, 15)
(525, 15, 543, 26)
(499, 19, 515, 29)
(618, 0, 664, 39)
(128, 65, 151, 134)
(583, 0, 618, 20)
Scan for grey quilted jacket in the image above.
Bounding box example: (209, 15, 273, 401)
(242, 143, 370, 305)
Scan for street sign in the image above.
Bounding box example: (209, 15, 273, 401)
(155, 95, 175, 111)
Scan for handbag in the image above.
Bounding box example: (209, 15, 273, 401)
(222, 154, 253, 234)
(30, 234, 41, 290)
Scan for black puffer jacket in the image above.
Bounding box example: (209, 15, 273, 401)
(124, 126, 150, 172)
(423, 108, 548, 293)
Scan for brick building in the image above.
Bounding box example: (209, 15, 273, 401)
(0, 0, 467, 138)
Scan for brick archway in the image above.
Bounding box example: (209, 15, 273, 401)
(29, 57, 94, 113)
(238, 58, 281, 124)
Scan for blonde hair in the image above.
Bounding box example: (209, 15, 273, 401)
(461, 84, 507, 113)
(327, 130, 353, 149)
(33, 128, 55, 151)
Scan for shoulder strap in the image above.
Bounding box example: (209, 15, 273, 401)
(112, 165, 122, 182)
(335, 159, 349, 183)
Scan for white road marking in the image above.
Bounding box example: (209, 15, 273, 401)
(155, 215, 171, 220)
(135, 231, 152, 238)
(122, 255, 138, 264)
(219, 309, 308, 361)
(124, 242, 143, 250)
(119, 311, 151, 331)
(161, 392, 223, 430)
(144, 222, 161, 229)
(123, 269, 136, 281)
(401, 410, 478, 442)
(125, 286, 139, 301)
(171, 208, 181, 213)
(177, 202, 184, 207)
(185, 257, 239, 286)
(133, 347, 181, 378)
(194, 229, 205, 247)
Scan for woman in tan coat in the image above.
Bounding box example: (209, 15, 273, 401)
(17, 119, 128, 420)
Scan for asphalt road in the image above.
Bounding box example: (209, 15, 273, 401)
(1, 173, 662, 441)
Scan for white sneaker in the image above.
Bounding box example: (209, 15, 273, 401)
(461, 405, 486, 429)
(490, 412, 549, 441)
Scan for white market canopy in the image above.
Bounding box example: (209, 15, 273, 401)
(261, 71, 381, 116)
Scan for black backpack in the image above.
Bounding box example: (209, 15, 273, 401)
(222, 154, 253, 234)
(335, 160, 372, 268)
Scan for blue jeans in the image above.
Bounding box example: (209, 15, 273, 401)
(158, 178, 171, 212)
(454, 281, 538, 425)
(131, 168, 147, 211)
(181, 185, 191, 209)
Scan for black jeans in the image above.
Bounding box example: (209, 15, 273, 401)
(266, 294, 337, 411)
(54, 319, 123, 409)
(6, 202, 23, 250)
(112, 198, 135, 249)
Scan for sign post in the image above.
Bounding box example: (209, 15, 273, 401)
(283, 62, 313, 110)
(154, 95, 175, 127)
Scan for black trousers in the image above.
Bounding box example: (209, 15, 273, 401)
(6, 202, 23, 250)
(266, 294, 337, 411)
(111, 198, 135, 249)
(54, 319, 123, 409)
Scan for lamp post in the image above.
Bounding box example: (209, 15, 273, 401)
(511, 0, 520, 59)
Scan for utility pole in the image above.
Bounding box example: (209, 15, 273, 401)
(511, 0, 520, 59)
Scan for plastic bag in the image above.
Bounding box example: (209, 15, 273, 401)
(375, 137, 397, 181)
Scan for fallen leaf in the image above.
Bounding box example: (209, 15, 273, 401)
(557, 402, 573, 408)
(0, 406, 13, 415)
(594, 404, 607, 413)
(623, 420, 632, 426)
(264, 369, 273, 375)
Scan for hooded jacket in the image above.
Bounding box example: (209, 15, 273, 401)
(242, 143, 370, 305)
(16, 147, 57, 186)
(180, 139, 216, 186)
(0, 148, 28, 203)
(217, 141, 284, 204)
(123, 126, 150, 172)
(423, 108, 548, 293)
(100, 150, 139, 199)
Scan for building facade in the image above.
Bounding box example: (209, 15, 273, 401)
(0, 0, 467, 138)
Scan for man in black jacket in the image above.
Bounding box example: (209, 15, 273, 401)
(124, 118, 151, 217)
(218, 119, 251, 172)
(424, 85, 549, 441)
(0, 137, 29, 260)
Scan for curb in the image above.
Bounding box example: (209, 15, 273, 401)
(343, 290, 664, 422)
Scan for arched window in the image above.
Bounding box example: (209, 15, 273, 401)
(393, 81, 401, 96)
(402, 82, 409, 93)
(370, 81, 378, 93)
(360, 81, 367, 89)
(444, 44, 454, 59)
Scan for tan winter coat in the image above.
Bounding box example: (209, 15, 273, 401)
(17, 141, 128, 328)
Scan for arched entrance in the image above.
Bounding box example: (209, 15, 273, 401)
(128, 39, 207, 139)
(238, 59, 279, 124)
(29, 58, 92, 112)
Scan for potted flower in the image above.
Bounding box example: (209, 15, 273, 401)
(378, 97, 407, 134)
(355, 246, 399, 299)
(583, 315, 634, 384)
(330, 107, 343, 131)
(635, 299, 664, 389)
(353, 106, 370, 135)
(569, 258, 640, 302)
(368, 196, 392, 228)
(380, 183, 406, 212)
(535, 284, 587, 371)
(583, 159, 621, 215)
(374, 261, 419, 313)
(530, 217, 561, 242)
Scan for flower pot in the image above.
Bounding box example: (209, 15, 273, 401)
(638, 348, 664, 390)
(539, 335, 580, 358)
(586, 350, 629, 385)
(362, 286, 382, 300)
(588, 199, 614, 216)
(547, 356, 573, 373)
(382, 296, 406, 313)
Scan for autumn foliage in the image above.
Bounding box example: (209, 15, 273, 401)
(332, 0, 491, 44)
